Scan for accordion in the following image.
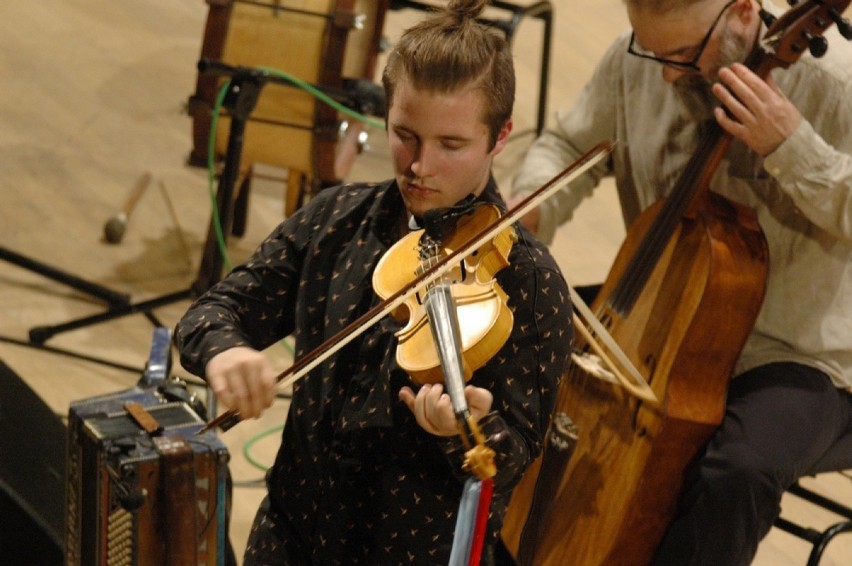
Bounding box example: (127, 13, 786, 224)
(65, 328, 231, 566)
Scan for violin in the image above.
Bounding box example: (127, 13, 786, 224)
(197, 141, 614, 435)
(381, 199, 516, 566)
(374, 199, 519, 486)
(373, 201, 516, 386)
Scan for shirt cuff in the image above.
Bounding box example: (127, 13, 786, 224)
(763, 119, 823, 182)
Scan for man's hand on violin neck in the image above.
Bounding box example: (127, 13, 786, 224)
(399, 383, 493, 436)
(205, 346, 278, 419)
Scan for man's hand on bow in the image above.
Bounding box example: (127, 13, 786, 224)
(205, 346, 278, 419)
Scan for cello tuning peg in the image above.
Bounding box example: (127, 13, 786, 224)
(805, 31, 828, 57)
(828, 7, 852, 40)
(758, 8, 776, 27)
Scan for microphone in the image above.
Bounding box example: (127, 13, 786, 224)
(341, 78, 387, 117)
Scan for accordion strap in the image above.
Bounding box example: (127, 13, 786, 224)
(153, 435, 197, 566)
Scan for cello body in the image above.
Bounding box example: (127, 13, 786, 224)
(501, 191, 768, 565)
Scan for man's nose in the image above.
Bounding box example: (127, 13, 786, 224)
(411, 145, 435, 178)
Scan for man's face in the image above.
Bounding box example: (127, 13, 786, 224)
(673, 25, 753, 119)
(387, 78, 511, 218)
(629, 0, 753, 85)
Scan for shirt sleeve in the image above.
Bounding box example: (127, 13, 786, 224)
(760, 48, 852, 242)
(174, 207, 312, 378)
(510, 37, 625, 244)
(763, 116, 852, 243)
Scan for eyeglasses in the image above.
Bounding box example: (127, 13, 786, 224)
(627, 0, 736, 72)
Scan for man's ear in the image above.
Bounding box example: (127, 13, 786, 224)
(731, 0, 757, 26)
(491, 118, 513, 157)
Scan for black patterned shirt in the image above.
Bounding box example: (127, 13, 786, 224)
(175, 178, 573, 564)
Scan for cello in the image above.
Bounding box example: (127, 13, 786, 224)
(501, 1, 852, 564)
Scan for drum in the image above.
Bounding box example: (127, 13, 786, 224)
(188, 0, 388, 205)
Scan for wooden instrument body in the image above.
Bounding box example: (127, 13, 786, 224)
(502, 191, 768, 565)
(372, 204, 516, 384)
(189, 0, 388, 183)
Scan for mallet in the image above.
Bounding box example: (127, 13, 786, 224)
(103, 172, 152, 244)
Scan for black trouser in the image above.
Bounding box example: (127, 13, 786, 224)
(652, 362, 852, 566)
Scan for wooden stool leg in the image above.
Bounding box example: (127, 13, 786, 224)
(285, 170, 305, 218)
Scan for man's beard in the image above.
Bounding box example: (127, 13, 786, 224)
(672, 27, 753, 123)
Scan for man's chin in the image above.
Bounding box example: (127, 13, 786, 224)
(673, 75, 718, 122)
(401, 187, 439, 214)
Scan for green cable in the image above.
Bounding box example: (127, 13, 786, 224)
(243, 423, 285, 472)
(256, 65, 386, 131)
(205, 66, 387, 272)
(207, 79, 234, 272)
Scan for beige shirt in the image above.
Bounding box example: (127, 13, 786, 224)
(512, 22, 852, 389)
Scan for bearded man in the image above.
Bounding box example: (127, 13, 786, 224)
(509, 0, 852, 564)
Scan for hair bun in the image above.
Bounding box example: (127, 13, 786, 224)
(447, 0, 488, 23)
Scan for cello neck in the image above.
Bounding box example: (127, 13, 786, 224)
(608, 119, 732, 317)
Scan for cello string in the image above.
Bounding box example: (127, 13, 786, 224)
(610, 121, 731, 316)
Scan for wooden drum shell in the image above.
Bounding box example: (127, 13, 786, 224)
(188, 0, 387, 187)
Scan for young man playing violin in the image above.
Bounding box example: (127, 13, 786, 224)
(510, 0, 852, 564)
(174, 0, 573, 563)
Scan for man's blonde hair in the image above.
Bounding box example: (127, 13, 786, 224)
(381, 0, 515, 148)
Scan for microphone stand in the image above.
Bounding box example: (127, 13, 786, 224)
(0, 246, 130, 308)
(6, 62, 271, 369)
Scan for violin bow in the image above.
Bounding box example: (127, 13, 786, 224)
(198, 141, 615, 434)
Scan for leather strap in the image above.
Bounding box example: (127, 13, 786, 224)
(153, 435, 197, 566)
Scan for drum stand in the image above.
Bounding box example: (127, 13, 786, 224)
(6, 64, 269, 369)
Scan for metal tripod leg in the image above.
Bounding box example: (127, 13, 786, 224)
(23, 68, 265, 345)
(0, 246, 130, 307)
